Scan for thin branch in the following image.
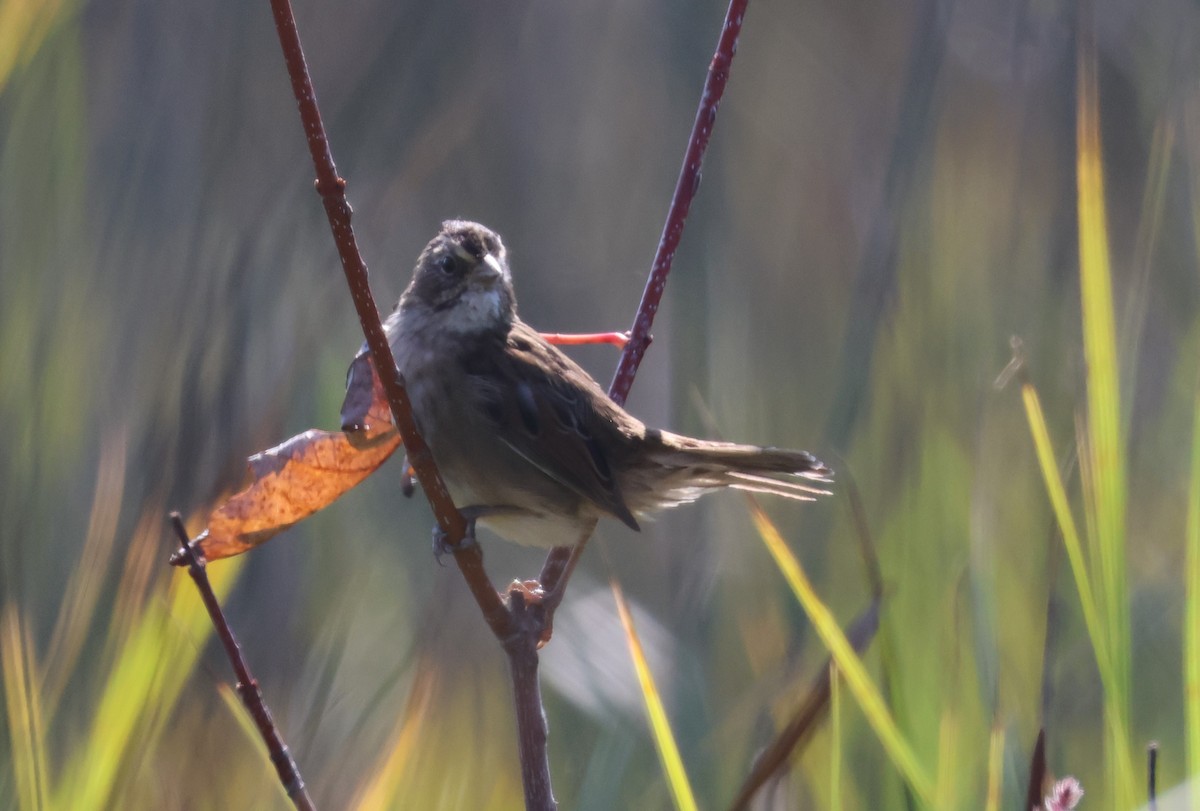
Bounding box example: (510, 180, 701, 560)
(539, 0, 751, 598)
(608, 0, 747, 406)
(506, 593, 557, 811)
(257, 1, 750, 807)
(168, 514, 315, 811)
(265, 0, 510, 638)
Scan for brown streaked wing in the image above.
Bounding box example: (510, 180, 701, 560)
(473, 320, 641, 530)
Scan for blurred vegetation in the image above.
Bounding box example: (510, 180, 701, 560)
(3, 0, 1200, 808)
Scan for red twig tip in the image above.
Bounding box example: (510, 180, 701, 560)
(541, 331, 632, 349)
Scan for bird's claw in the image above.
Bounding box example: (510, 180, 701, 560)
(506, 579, 545, 606)
(431, 517, 478, 564)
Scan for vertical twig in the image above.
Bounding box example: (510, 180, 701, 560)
(265, 0, 510, 638)
(168, 514, 316, 811)
(607, 0, 748, 406)
(506, 595, 557, 811)
(539, 0, 751, 597)
(194, 0, 753, 806)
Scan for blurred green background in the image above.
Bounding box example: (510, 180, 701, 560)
(3, 0, 1199, 808)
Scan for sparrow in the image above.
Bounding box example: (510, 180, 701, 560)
(384, 220, 830, 549)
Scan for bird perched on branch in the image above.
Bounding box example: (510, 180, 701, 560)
(385, 220, 830, 548)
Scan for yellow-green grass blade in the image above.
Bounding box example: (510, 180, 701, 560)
(1186, 392, 1200, 809)
(0, 0, 74, 92)
(933, 707, 959, 811)
(351, 663, 436, 811)
(727, 601, 879, 811)
(983, 723, 1004, 811)
(1, 606, 50, 811)
(749, 503, 934, 805)
(41, 431, 125, 717)
(1020, 383, 1109, 680)
(52, 560, 243, 809)
(1076, 12, 1133, 802)
(830, 664, 842, 811)
(611, 579, 698, 811)
(1074, 418, 1102, 588)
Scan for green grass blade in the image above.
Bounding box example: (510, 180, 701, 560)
(726, 601, 879, 811)
(983, 723, 1004, 811)
(1076, 0, 1129, 688)
(611, 579, 698, 811)
(933, 708, 958, 811)
(749, 503, 934, 805)
(1186, 392, 1200, 809)
(830, 664, 843, 811)
(52, 561, 243, 809)
(1020, 383, 1109, 681)
(41, 433, 125, 717)
(351, 665, 435, 811)
(1075, 12, 1133, 801)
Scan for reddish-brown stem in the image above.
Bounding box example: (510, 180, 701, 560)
(539, 0, 750, 599)
(607, 0, 747, 406)
(255, 0, 748, 806)
(168, 514, 315, 811)
(265, 0, 510, 638)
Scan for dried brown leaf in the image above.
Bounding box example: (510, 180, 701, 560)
(185, 332, 623, 562)
(186, 350, 400, 562)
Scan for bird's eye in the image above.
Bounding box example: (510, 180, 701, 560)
(436, 255, 457, 274)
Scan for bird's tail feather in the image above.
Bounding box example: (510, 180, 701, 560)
(639, 432, 833, 506)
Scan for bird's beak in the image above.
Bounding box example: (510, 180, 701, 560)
(476, 253, 505, 285)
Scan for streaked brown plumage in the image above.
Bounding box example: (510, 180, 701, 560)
(385, 220, 830, 548)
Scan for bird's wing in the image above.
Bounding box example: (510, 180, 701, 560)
(465, 320, 641, 531)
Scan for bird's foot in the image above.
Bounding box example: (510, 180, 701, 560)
(431, 515, 478, 564)
(506, 579, 545, 606)
(501, 579, 554, 651)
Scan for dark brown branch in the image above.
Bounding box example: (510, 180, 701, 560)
(505, 593, 558, 811)
(1147, 741, 1158, 810)
(265, 0, 510, 639)
(259, 0, 750, 806)
(1025, 729, 1048, 811)
(168, 514, 315, 811)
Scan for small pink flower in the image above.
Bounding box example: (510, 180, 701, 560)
(1043, 776, 1083, 810)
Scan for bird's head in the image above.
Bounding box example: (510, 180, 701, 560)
(402, 220, 516, 333)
